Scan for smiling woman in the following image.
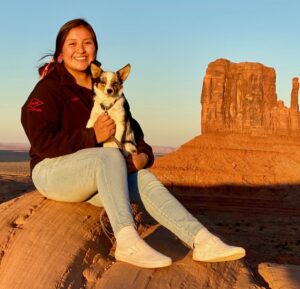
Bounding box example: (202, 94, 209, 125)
(21, 18, 245, 270)
(60, 26, 96, 88)
(39, 19, 98, 86)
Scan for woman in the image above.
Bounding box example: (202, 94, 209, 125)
(21, 18, 245, 268)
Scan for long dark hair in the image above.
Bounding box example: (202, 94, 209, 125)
(39, 18, 98, 77)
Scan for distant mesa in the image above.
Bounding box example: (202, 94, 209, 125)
(201, 58, 300, 135)
(151, 58, 300, 215)
(0, 143, 30, 151)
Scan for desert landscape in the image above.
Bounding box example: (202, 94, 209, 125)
(1, 59, 300, 288)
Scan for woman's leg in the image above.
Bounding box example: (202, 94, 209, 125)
(32, 147, 171, 268)
(128, 169, 203, 248)
(32, 147, 135, 233)
(128, 169, 246, 262)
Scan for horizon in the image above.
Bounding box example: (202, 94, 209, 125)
(1, 0, 300, 147)
(0, 142, 178, 151)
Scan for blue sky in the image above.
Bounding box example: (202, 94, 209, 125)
(1, 0, 300, 147)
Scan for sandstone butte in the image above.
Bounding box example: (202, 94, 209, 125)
(1, 58, 300, 289)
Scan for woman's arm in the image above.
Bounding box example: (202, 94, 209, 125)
(21, 81, 98, 159)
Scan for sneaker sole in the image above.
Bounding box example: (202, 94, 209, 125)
(193, 248, 246, 263)
(115, 253, 172, 269)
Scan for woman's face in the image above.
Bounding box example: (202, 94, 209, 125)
(61, 25, 96, 77)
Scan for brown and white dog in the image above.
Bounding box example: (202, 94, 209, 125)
(86, 62, 137, 156)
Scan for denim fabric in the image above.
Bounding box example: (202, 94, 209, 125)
(32, 147, 203, 247)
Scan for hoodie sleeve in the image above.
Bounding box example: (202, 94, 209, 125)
(21, 80, 98, 159)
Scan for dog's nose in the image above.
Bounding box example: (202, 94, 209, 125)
(106, 89, 113, 95)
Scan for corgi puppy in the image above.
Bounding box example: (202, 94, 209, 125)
(86, 62, 137, 156)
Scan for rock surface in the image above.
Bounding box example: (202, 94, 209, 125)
(0, 191, 108, 289)
(201, 59, 300, 135)
(258, 263, 300, 289)
(0, 191, 261, 289)
(150, 133, 300, 267)
(149, 58, 300, 288)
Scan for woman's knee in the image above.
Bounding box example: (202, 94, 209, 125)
(91, 148, 127, 174)
(137, 169, 158, 182)
(136, 169, 163, 196)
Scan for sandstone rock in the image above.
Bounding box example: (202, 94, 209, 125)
(291, 77, 299, 111)
(152, 133, 300, 187)
(290, 77, 300, 131)
(149, 59, 300, 289)
(92, 226, 261, 289)
(0, 191, 110, 289)
(258, 263, 300, 289)
(151, 59, 300, 217)
(0, 191, 262, 289)
(201, 59, 300, 135)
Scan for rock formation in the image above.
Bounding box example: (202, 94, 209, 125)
(201, 59, 300, 135)
(290, 77, 300, 131)
(150, 59, 300, 288)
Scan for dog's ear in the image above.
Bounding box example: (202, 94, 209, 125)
(117, 64, 131, 82)
(90, 62, 103, 79)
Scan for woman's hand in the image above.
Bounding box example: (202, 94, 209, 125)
(93, 113, 116, 143)
(126, 152, 149, 174)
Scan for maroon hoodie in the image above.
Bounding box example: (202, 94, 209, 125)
(21, 63, 154, 172)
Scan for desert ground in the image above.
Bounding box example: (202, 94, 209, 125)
(0, 147, 299, 289)
(0, 150, 33, 203)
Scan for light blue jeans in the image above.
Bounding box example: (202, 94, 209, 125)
(32, 148, 203, 247)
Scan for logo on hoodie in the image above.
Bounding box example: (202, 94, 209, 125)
(27, 98, 44, 112)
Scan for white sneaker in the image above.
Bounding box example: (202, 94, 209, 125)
(193, 235, 246, 262)
(115, 239, 172, 268)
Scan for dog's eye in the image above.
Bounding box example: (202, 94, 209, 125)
(94, 82, 102, 88)
(96, 80, 105, 86)
(111, 82, 119, 87)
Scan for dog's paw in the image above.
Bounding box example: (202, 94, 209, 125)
(103, 141, 119, 149)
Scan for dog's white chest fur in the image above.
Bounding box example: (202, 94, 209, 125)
(87, 92, 126, 128)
